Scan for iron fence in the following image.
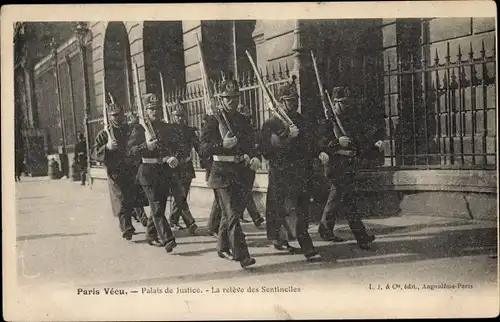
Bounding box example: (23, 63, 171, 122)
(383, 40, 496, 170)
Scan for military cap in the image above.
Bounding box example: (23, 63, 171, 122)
(277, 82, 299, 101)
(107, 102, 122, 115)
(220, 79, 240, 97)
(172, 102, 186, 115)
(331, 86, 350, 101)
(143, 93, 160, 109)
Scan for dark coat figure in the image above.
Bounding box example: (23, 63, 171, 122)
(200, 79, 259, 268)
(128, 93, 191, 253)
(168, 103, 200, 230)
(93, 104, 140, 241)
(260, 82, 320, 260)
(75, 133, 88, 185)
(317, 86, 378, 249)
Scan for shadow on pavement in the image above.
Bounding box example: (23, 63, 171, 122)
(85, 225, 497, 289)
(16, 232, 95, 241)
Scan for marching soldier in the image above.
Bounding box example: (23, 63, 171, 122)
(200, 79, 260, 268)
(168, 101, 199, 233)
(316, 86, 378, 250)
(199, 114, 221, 238)
(237, 103, 265, 227)
(93, 103, 137, 241)
(126, 111, 149, 227)
(260, 82, 321, 261)
(127, 93, 181, 253)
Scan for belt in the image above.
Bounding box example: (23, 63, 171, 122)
(213, 155, 239, 162)
(336, 150, 356, 157)
(142, 156, 171, 164)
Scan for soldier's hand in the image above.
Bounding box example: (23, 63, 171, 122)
(288, 125, 299, 139)
(147, 139, 159, 151)
(249, 157, 261, 171)
(167, 156, 179, 168)
(106, 140, 118, 151)
(375, 140, 385, 151)
(318, 152, 329, 165)
(222, 132, 238, 149)
(242, 154, 251, 166)
(338, 136, 351, 147)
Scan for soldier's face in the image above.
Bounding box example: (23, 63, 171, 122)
(283, 98, 298, 112)
(146, 107, 159, 121)
(223, 95, 239, 112)
(110, 112, 125, 124)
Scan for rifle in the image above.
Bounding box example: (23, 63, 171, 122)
(132, 60, 156, 142)
(310, 50, 344, 139)
(195, 33, 234, 137)
(102, 81, 116, 142)
(245, 50, 294, 127)
(159, 72, 172, 123)
(325, 90, 347, 137)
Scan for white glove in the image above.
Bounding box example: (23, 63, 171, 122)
(106, 140, 118, 151)
(338, 136, 351, 147)
(242, 154, 251, 166)
(375, 140, 384, 151)
(249, 157, 261, 171)
(318, 152, 329, 165)
(167, 157, 179, 168)
(222, 133, 238, 149)
(288, 125, 299, 139)
(146, 139, 158, 151)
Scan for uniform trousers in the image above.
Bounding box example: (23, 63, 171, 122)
(107, 173, 135, 237)
(142, 182, 176, 244)
(207, 190, 221, 234)
(168, 176, 195, 227)
(320, 157, 371, 243)
(207, 186, 262, 235)
(215, 183, 251, 261)
(266, 166, 315, 253)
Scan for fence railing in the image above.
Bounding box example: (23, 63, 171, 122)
(383, 40, 496, 170)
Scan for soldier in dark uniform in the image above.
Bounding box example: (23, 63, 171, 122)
(260, 82, 321, 261)
(93, 103, 137, 241)
(200, 79, 259, 268)
(74, 133, 87, 186)
(127, 93, 182, 253)
(200, 114, 221, 238)
(126, 112, 149, 227)
(316, 86, 378, 250)
(168, 102, 199, 234)
(237, 104, 265, 227)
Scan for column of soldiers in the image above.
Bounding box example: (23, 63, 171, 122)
(92, 78, 380, 269)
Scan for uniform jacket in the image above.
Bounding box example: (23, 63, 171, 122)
(127, 120, 183, 186)
(93, 124, 134, 178)
(317, 99, 384, 178)
(260, 111, 318, 176)
(175, 123, 200, 181)
(200, 111, 258, 189)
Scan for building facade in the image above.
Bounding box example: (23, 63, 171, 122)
(15, 18, 497, 220)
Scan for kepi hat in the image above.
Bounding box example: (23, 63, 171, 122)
(143, 93, 160, 110)
(107, 102, 122, 115)
(172, 101, 186, 116)
(220, 79, 240, 97)
(331, 86, 350, 101)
